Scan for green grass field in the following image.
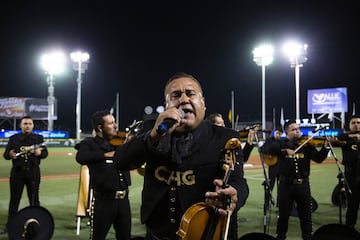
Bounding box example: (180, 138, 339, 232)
(0, 147, 359, 240)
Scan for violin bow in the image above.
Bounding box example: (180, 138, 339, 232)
(222, 138, 241, 239)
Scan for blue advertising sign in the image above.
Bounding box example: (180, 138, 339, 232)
(272, 128, 342, 138)
(300, 128, 343, 137)
(307, 87, 347, 114)
(0, 130, 69, 138)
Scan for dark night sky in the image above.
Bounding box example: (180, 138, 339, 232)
(0, 2, 359, 134)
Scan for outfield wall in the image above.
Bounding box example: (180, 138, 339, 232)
(0, 138, 77, 147)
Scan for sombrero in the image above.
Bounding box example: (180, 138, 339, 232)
(8, 206, 54, 240)
(313, 224, 360, 240)
(239, 232, 277, 240)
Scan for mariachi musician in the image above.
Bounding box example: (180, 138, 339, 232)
(261, 119, 330, 240)
(338, 114, 360, 228)
(76, 110, 131, 240)
(2, 116, 48, 234)
(112, 72, 249, 240)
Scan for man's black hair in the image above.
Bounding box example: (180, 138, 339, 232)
(20, 116, 33, 122)
(349, 114, 360, 121)
(92, 110, 111, 132)
(164, 72, 203, 98)
(284, 119, 297, 130)
(205, 113, 223, 124)
(275, 126, 283, 132)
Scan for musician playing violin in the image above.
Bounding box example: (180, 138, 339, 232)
(113, 72, 249, 240)
(261, 119, 330, 240)
(76, 110, 131, 240)
(338, 114, 360, 228)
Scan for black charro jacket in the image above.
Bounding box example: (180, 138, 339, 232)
(76, 136, 130, 192)
(338, 133, 360, 180)
(113, 121, 249, 229)
(262, 137, 329, 180)
(3, 132, 48, 167)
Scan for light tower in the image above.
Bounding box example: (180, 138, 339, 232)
(41, 51, 66, 131)
(253, 44, 274, 137)
(283, 41, 308, 121)
(70, 51, 90, 142)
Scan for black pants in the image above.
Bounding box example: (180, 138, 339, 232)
(277, 178, 312, 240)
(345, 178, 360, 227)
(90, 192, 131, 240)
(8, 166, 40, 224)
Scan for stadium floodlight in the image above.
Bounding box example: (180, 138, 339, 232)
(41, 51, 66, 131)
(283, 41, 308, 121)
(70, 51, 90, 142)
(253, 44, 274, 137)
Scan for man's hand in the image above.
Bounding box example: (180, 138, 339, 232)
(9, 150, 17, 159)
(104, 151, 115, 158)
(33, 148, 42, 156)
(205, 179, 237, 216)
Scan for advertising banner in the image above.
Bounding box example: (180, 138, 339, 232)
(0, 97, 25, 118)
(25, 98, 57, 120)
(0, 130, 69, 138)
(0, 97, 57, 120)
(307, 87, 347, 114)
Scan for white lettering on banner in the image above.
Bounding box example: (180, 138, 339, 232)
(312, 92, 341, 105)
(29, 104, 48, 112)
(0, 97, 25, 117)
(154, 166, 195, 186)
(307, 87, 347, 114)
(0, 97, 23, 109)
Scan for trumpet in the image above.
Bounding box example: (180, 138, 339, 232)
(16, 142, 47, 157)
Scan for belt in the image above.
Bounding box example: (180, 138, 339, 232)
(279, 175, 306, 185)
(292, 178, 304, 185)
(94, 190, 128, 200)
(115, 190, 127, 199)
(15, 166, 32, 171)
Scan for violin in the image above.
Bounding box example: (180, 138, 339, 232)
(262, 135, 346, 166)
(297, 136, 346, 147)
(109, 131, 127, 146)
(109, 120, 143, 147)
(177, 138, 240, 240)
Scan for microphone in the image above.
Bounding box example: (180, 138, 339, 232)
(245, 124, 260, 130)
(156, 108, 185, 135)
(312, 125, 326, 133)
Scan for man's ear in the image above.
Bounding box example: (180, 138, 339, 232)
(202, 97, 206, 110)
(96, 124, 102, 133)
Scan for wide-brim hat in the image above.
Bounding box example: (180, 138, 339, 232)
(8, 206, 54, 240)
(313, 224, 360, 240)
(239, 232, 277, 240)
